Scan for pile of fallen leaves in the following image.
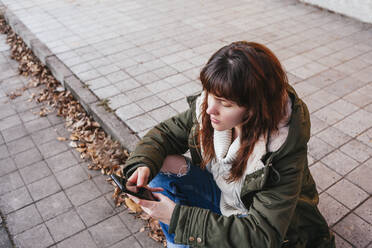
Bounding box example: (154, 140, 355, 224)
(0, 14, 166, 246)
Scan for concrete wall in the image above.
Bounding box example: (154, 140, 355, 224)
(301, 0, 372, 23)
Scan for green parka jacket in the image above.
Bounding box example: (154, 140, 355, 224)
(123, 85, 335, 248)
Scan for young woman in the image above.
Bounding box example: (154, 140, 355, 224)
(123, 41, 335, 248)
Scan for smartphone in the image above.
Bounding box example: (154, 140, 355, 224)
(110, 174, 159, 201)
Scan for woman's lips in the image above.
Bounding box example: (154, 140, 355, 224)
(211, 117, 220, 124)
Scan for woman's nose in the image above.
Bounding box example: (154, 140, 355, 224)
(206, 102, 218, 115)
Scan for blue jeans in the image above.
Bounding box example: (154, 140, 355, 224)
(149, 157, 221, 248)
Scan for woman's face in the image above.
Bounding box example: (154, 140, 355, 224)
(206, 93, 247, 131)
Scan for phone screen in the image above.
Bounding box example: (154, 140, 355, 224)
(110, 174, 158, 201)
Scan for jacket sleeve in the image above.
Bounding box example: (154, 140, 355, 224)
(168, 150, 306, 248)
(122, 104, 195, 181)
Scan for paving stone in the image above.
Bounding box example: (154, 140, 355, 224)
(340, 139, 372, 163)
(27, 175, 61, 201)
(37, 139, 69, 158)
(114, 78, 141, 92)
(65, 180, 102, 207)
(77, 70, 101, 82)
(354, 197, 372, 226)
(46, 209, 85, 242)
(107, 93, 131, 110)
(31, 127, 59, 146)
(305, 69, 347, 89)
(328, 99, 359, 117)
(93, 175, 115, 194)
(326, 179, 369, 210)
(46, 112, 64, 126)
(45, 150, 78, 173)
(157, 87, 185, 104)
(118, 210, 147, 234)
(290, 61, 328, 79)
(93, 85, 121, 99)
(0, 104, 16, 120)
(0, 115, 22, 131)
(309, 162, 341, 191)
(333, 213, 372, 248)
(57, 230, 98, 248)
(6, 204, 43, 235)
(133, 71, 160, 86)
(24, 117, 52, 133)
(19, 161, 51, 185)
(0, 186, 33, 215)
(115, 103, 144, 121)
(126, 86, 153, 102)
(347, 161, 372, 194)
(134, 229, 163, 248)
(316, 127, 352, 148)
(135, 95, 166, 112)
(106, 70, 130, 84)
(148, 105, 178, 122)
(110, 236, 142, 248)
(0, 226, 12, 248)
(352, 65, 372, 83)
(0, 144, 9, 160)
(89, 215, 130, 248)
(55, 164, 88, 189)
(333, 233, 353, 248)
(1, 124, 28, 143)
(0, 171, 24, 195)
(178, 81, 202, 96)
(13, 147, 43, 169)
(76, 196, 114, 227)
(308, 136, 335, 160)
(0, 157, 16, 177)
(86, 77, 112, 91)
(318, 192, 349, 227)
(152, 66, 178, 79)
(313, 106, 344, 126)
(125, 114, 158, 133)
(343, 89, 372, 108)
(7, 136, 34, 155)
(13, 223, 54, 248)
(53, 123, 71, 138)
(356, 128, 372, 148)
(170, 98, 189, 114)
(36, 191, 72, 221)
(12, 99, 40, 113)
(145, 80, 172, 94)
(164, 74, 190, 87)
(321, 150, 359, 176)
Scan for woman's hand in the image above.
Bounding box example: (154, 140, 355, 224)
(128, 190, 176, 225)
(127, 166, 151, 187)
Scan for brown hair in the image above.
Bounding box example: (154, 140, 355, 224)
(198, 41, 288, 182)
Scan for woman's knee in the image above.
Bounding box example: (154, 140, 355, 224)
(160, 155, 188, 176)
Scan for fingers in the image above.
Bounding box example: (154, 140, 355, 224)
(127, 170, 138, 184)
(136, 168, 147, 187)
(145, 186, 164, 192)
(127, 194, 154, 207)
(152, 192, 169, 201)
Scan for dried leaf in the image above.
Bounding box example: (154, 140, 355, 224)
(125, 198, 142, 213)
(57, 137, 67, 141)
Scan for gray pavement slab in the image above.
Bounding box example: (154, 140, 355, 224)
(0, 0, 372, 247)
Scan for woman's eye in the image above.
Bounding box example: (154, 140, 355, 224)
(221, 102, 232, 107)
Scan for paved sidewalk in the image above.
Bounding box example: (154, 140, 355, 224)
(0, 0, 372, 247)
(0, 33, 161, 248)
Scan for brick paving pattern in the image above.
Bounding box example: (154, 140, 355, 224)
(0, 0, 372, 247)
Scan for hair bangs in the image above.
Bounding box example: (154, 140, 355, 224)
(200, 60, 242, 104)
